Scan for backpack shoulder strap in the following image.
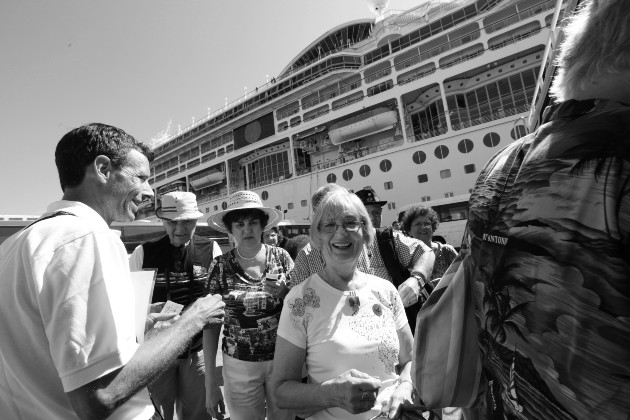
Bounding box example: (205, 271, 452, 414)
(24, 211, 76, 230)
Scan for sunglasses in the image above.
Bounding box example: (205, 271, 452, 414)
(348, 291, 360, 316)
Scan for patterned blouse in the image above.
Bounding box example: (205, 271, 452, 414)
(430, 242, 458, 282)
(206, 245, 294, 362)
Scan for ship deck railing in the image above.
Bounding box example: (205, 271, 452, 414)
(484, 0, 556, 34)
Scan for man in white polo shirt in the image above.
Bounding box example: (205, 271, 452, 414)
(0, 123, 225, 420)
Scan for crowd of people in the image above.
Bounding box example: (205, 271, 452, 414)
(0, 1, 628, 419)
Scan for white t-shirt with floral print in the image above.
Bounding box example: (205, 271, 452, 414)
(278, 272, 407, 419)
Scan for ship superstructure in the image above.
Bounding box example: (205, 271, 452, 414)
(141, 0, 566, 225)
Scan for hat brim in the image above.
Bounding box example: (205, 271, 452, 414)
(155, 207, 204, 221)
(365, 201, 388, 207)
(207, 205, 284, 233)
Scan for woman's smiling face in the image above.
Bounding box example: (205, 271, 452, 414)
(319, 210, 365, 268)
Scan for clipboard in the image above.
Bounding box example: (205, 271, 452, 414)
(130, 268, 157, 343)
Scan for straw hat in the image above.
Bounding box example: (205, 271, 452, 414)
(207, 190, 283, 233)
(155, 191, 204, 221)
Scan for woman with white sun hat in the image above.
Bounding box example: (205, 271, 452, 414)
(203, 190, 295, 420)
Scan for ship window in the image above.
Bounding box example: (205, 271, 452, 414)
(483, 132, 501, 147)
(457, 139, 474, 154)
(262, 191, 269, 200)
(417, 174, 429, 183)
(275, 205, 281, 211)
(359, 165, 371, 177)
(440, 169, 451, 179)
(511, 125, 527, 140)
(434, 145, 449, 159)
(464, 164, 476, 174)
(387, 202, 396, 210)
(222, 202, 228, 210)
(301, 200, 308, 207)
(421, 196, 431, 202)
(288, 203, 294, 210)
(206, 207, 209, 213)
(444, 192, 454, 198)
(379, 159, 392, 172)
(412, 151, 427, 164)
(214, 205, 218, 211)
(384, 181, 393, 190)
(342, 169, 353, 181)
(327, 173, 337, 183)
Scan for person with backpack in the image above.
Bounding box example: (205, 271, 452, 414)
(129, 191, 222, 420)
(353, 187, 434, 334)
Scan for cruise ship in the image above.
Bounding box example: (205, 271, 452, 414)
(140, 0, 569, 241)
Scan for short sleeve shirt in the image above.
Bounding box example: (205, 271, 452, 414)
(278, 273, 407, 419)
(207, 245, 294, 361)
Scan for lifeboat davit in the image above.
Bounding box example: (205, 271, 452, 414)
(328, 107, 397, 145)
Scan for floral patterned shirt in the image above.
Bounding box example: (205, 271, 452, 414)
(206, 245, 294, 362)
(467, 99, 630, 419)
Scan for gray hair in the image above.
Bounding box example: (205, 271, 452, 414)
(310, 188, 374, 250)
(311, 183, 346, 210)
(550, 0, 630, 101)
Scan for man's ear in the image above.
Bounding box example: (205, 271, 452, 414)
(92, 155, 113, 184)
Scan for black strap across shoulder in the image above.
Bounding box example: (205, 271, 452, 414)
(24, 211, 76, 230)
(376, 227, 410, 288)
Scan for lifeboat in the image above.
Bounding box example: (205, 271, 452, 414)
(189, 168, 225, 190)
(327, 107, 397, 145)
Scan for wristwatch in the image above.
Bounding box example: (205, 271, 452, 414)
(411, 271, 432, 300)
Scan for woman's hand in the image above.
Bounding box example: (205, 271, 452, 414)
(144, 302, 178, 331)
(323, 369, 382, 415)
(379, 380, 413, 419)
(264, 275, 289, 299)
(206, 379, 226, 419)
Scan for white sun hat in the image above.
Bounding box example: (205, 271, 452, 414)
(155, 191, 204, 221)
(207, 190, 283, 233)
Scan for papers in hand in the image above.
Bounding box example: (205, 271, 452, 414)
(154, 300, 184, 329)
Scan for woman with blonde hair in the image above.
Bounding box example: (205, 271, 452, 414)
(272, 188, 414, 419)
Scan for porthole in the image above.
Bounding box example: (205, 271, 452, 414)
(510, 64, 515, 68)
(412, 150, 427, 164)
(434, 145, 449, 159)
(359, 165, 371, 177)
(510, 125, 527, 140)
(221, 201, 228, 210)
(327, 173, 337, 183)
(261, 191, 269, 200)
(498, 69, 503, 73)
(457, 139, 474, 154)
(342, 169, 353, 181)
(380, 159, 392, 172)
(483, 132, 501, 147)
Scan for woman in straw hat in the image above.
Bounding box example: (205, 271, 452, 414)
(203, 190, 295, 420)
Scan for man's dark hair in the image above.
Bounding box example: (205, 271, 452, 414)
(55, 123, 153, 192)
(222, 208, 269, 234)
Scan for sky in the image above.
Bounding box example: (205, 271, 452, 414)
(0, 0, 422, 215)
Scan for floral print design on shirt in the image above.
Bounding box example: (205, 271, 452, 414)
(349, 293, 399, 374)
(288, 287, 320, 330)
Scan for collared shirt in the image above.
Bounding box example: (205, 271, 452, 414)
(0, 200, 153, 420)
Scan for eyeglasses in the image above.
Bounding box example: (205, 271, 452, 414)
(414, 222, 433, 228)
(319, 220, 364, 234)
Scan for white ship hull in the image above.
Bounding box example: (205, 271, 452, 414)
(142, 0, 564, 228)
